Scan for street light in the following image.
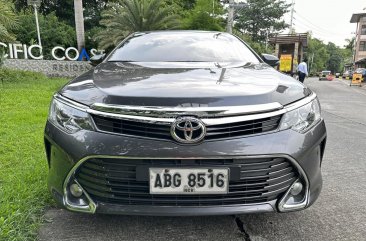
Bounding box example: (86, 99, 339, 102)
(27, 0, 42, 49)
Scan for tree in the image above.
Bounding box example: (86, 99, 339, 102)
(183, 0, 224, 31)
(344, 37, 355, 51)
(326, 42, 343, 73)
(235, 0, 290, 42)
(0, 0, 18, 42)
(343, 37, 355, 63)
(307, 37, 329, 74)
(95, 0, 181, 49)
(234, 29, 268, 55)
(74, 0, 85, 51)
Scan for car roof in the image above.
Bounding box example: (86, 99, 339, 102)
(134, 30, 225, 34)
(132, 30, 232, 38)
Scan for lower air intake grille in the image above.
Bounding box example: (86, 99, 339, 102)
(75, 157, 298, 206)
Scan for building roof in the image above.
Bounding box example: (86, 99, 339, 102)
(344, 63, 353, 67)
(355, 57, 366, 64)
(269, 33, 308, 47)
(350, 13, 366, 23)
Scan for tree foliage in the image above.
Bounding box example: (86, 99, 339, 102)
(234, 29, 269, 55)
(307, 37, 329, 73)
(13, 11, 76, 59)
(307, 36, 352, 74)
(95, 0, 181, 49)
(183, 0, 224, 31)
(0, 0, 18, 42)
(235, 0, 290, 42)
(326, 42, 343, 74)
(12, 0, 109, 31)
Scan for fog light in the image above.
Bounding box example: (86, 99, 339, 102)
(290, 182, 303, 196)
(70, 183, 83, 197)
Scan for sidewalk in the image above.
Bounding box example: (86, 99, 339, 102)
(334, 77, 366, 89)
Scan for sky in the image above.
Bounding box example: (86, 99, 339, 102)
(282, 0, 366, 47)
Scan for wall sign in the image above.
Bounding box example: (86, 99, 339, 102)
(0, 42, 104, 61)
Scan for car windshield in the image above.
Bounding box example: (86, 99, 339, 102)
(322, 71, 331, 74)
(107, 31, 261, 63)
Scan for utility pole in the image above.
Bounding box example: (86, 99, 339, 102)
(289, 0, 295, 34)
(265, 26, 273, 51)
(226, 1, 247, 34)
(309, 53, 315, 74)
(227, 0, 235, 34)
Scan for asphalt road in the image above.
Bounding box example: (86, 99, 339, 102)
(38, 77, 366, 241)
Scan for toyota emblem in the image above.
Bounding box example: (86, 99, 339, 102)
(171, 117, 206, 144)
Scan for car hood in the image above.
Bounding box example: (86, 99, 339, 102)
(60, 62, 310, 107)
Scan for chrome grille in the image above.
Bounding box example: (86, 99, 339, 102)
(91, 114, 282, 141)
(75, 157, 298, 206)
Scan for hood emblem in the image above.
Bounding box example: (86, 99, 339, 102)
(171, 117, 206, 144)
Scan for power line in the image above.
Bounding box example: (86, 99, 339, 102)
(295, 12, 349, 35)
(294, 19, 340, 37)
(294, 19, 350, 40)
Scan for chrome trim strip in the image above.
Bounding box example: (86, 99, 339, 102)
(62, 154, 309, 213)
(87, 109, 175, 124)
(90, 102, 284, 118)
(277, 156, 310, 211)
(63, 179, 97, 214)
(63, 160, 97, 214)
(55, 93, 316, 126)
(202, 110, 285, 125)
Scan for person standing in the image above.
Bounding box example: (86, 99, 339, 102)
(297, 58, 308, 83)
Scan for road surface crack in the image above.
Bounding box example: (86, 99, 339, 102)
(323, 110, 366, 127)
(234, 216, 252, 241)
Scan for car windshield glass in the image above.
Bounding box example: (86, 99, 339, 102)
(107, 32, 261, 63)
(322, 71, 330, 74)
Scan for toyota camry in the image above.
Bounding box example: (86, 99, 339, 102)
(44, 31, 326, 215)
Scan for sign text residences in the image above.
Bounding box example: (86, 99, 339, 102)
(0, 42, 104, 61)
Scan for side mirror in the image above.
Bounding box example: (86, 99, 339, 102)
(90, 53, 105, 66)
(261, 54, 280, 67)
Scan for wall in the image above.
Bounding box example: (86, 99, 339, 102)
(355, 17, 366, 62)
(3, 59, 93, 78)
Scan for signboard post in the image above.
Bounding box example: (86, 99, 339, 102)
(27, 0, 42, 48)
(279, 54, 293, 73)
(350, 73, 362, 87)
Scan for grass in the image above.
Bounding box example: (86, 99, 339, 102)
(0, 68, 68, 241)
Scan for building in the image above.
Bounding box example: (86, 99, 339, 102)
(350, 13, 366, 68)
(269, 33, 308, 75)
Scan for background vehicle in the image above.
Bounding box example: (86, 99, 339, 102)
(343, 70, 354, 79)
(335, 73, 340, 78)
(319, 70, 331, 80)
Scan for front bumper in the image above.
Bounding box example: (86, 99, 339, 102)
(45, 119, 326, 216)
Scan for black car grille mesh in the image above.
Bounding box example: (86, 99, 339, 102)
(91, 114, 282, 141)
(75, 157, 298, 206)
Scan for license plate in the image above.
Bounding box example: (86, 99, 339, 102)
(149, 168, 229, 194)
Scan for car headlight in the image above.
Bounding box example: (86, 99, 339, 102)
(48, 97, 94, 133)
(279, 98, 321, 133)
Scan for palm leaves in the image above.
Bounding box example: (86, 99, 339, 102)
(96, 0, 181, 49)
(0, 0, 18, 42)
